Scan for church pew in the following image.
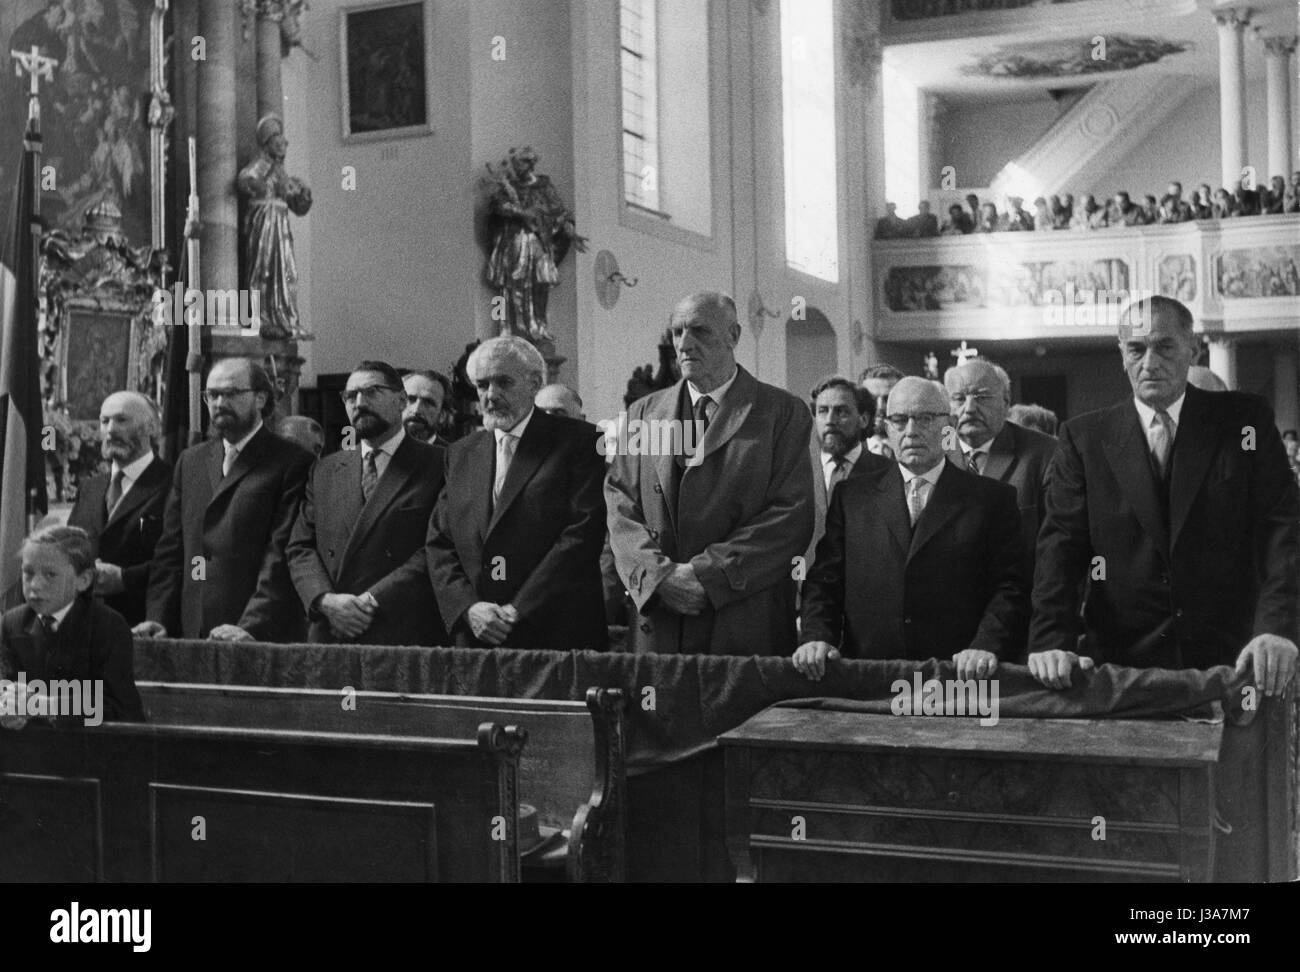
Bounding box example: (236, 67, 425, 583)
(0, 714, 524, 883)
(136, 681, 628, 882)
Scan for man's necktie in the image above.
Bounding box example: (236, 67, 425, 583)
(966, 451, 983, 475)
(828, 457, 848, 497)
(493, 433, 517, 505)
(907, 477, 928, 527)
(1149, 410, 1174, 479)
(222, 445, 239, 478)
(694, 395, 712, 437)
(39, 614, 56, 634)
(105, 468, 125, 517)
(361, 449, 379, 503)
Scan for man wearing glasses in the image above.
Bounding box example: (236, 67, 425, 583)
(288, 361, 447, 645)
(795, 377, 1028, 680)
(944, 358, 1058, 567)
(135, 358, 313, 642)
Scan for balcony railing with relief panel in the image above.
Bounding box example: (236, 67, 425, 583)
(870, 215, 1300, 342)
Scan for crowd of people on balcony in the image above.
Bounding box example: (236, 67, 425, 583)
(875, 171, 1300, 240)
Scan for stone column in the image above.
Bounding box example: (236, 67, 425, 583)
(1215, 8, 1251, 191)
(1274, 346, 1299, 433)
(256, 0, 286, 121)
(1206, 336, 1239, 390)
(1262, 36, 1297, 182)
(196, 0, 240, 299)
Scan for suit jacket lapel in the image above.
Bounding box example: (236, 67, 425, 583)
(341, 436, 417, 569)
(103, 456, 165, 531)
(467, 431, 494, 544)
(908, 461, 964, 560)
(981, 423, 1016, 483)
(1168, 387, 1216, 551)
(1103, 403, 1170, 559)
(688, 367, 755, 469)
(875, 465, 912, 559)
(487, 412, 552, 537)
(654, 384, 688, 534)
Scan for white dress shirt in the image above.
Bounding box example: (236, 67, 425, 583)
(959, 440, 993, 474)
(361, 427, 405, 481)
(822, 443, 863, 495)
(687, 367, 739, 424)
(222, 420, 264, 476)
(1133, 392, 1185, 453)
(110, 451, 157, 504)
(898, 459, 946, 522)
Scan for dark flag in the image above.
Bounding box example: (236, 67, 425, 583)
(0, 113, 46, 608)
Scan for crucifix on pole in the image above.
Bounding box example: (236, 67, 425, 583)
(950, 340, 980, 367)
(11, 44, 58, 126)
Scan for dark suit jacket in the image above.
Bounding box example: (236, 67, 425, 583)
(287, 434, 448, 645)
(801, 460, 1029, 661)
(426, 409, 607, 652)
(0, 596, 144, 722)
(606, 367, 815, 655)
(973, 421, 1059, 567)
(804, 437, 894, 572)
(145, 425, 313, 641)
(1030, 387, 1300, 669)
(67, 455, 172, 625)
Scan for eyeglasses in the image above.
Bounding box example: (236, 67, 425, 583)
(203, 388, 253, 403)
(341, 385, 399, 405)
(884, 412, 950, 432)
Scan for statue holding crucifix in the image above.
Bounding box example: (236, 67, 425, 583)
(950, 340, 980, 367)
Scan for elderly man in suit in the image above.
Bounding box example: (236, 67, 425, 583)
(805, 376, 893, 570)
(427, 337, 607, 651)
(133, 358, 313, 642)
(67, 391, 171, 625)
(1029, 296, 1299, 694)
(606, 291, 814, 656)
(288, 361, 447, 645)
(795, 377, 1028, 680)
(944, 359, 1058, 567)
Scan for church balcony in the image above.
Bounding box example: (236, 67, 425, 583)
(869, 215, 1300, 344)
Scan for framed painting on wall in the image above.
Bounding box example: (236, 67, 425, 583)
(340, 0, 431, 142)
(59, 305, 141, 423)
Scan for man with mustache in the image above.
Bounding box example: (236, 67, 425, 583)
(426, 337, 607, 651)
(796, 378, 1028, 680)
(1030, 296, 1298, 693)
(606, 291, 814, 655)
(401, 370, 452, 446)
(944, 359, 1058, 569)
(134, 358, 313, 642)
(288, 361, 447, 645)
(804, 376, 892, 571)
(66, 391, 172, 625)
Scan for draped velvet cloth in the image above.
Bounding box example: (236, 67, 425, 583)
(133, 638, 1296, 882)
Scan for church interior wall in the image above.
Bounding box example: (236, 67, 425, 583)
(935, 95, 1064, 190)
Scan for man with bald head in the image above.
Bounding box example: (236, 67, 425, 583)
(607, 291, 814, 655)
(944, 358, 1058, 566)
(796, 377, 1027, 679)
(427, 337, 607, 651)
(67, 391, 172, 625)
(535, 383, 584, 420)
(1030, 296, 1298, 693)
(135, 357, 313, 642)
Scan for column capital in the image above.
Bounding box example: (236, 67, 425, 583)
(1260, 35, 1299, 57)
(1213, 7, 1253, 30)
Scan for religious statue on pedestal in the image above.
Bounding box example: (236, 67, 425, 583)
(483, 146, 586, 343)
(237, 114, 312, 339)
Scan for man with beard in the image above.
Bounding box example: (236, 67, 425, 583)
(288, 361, 447, 645)
(67, 392, 172, 625)
(134, 358, 312, 642)
(804, 377, 892, 571)
(427, 337, 607, 651)
(944, 359, 1058, 568)
(860, 364, 904, 458)
(401, 370, 452, 446)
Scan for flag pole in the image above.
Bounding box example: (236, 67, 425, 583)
(184, 136, 202, 446)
